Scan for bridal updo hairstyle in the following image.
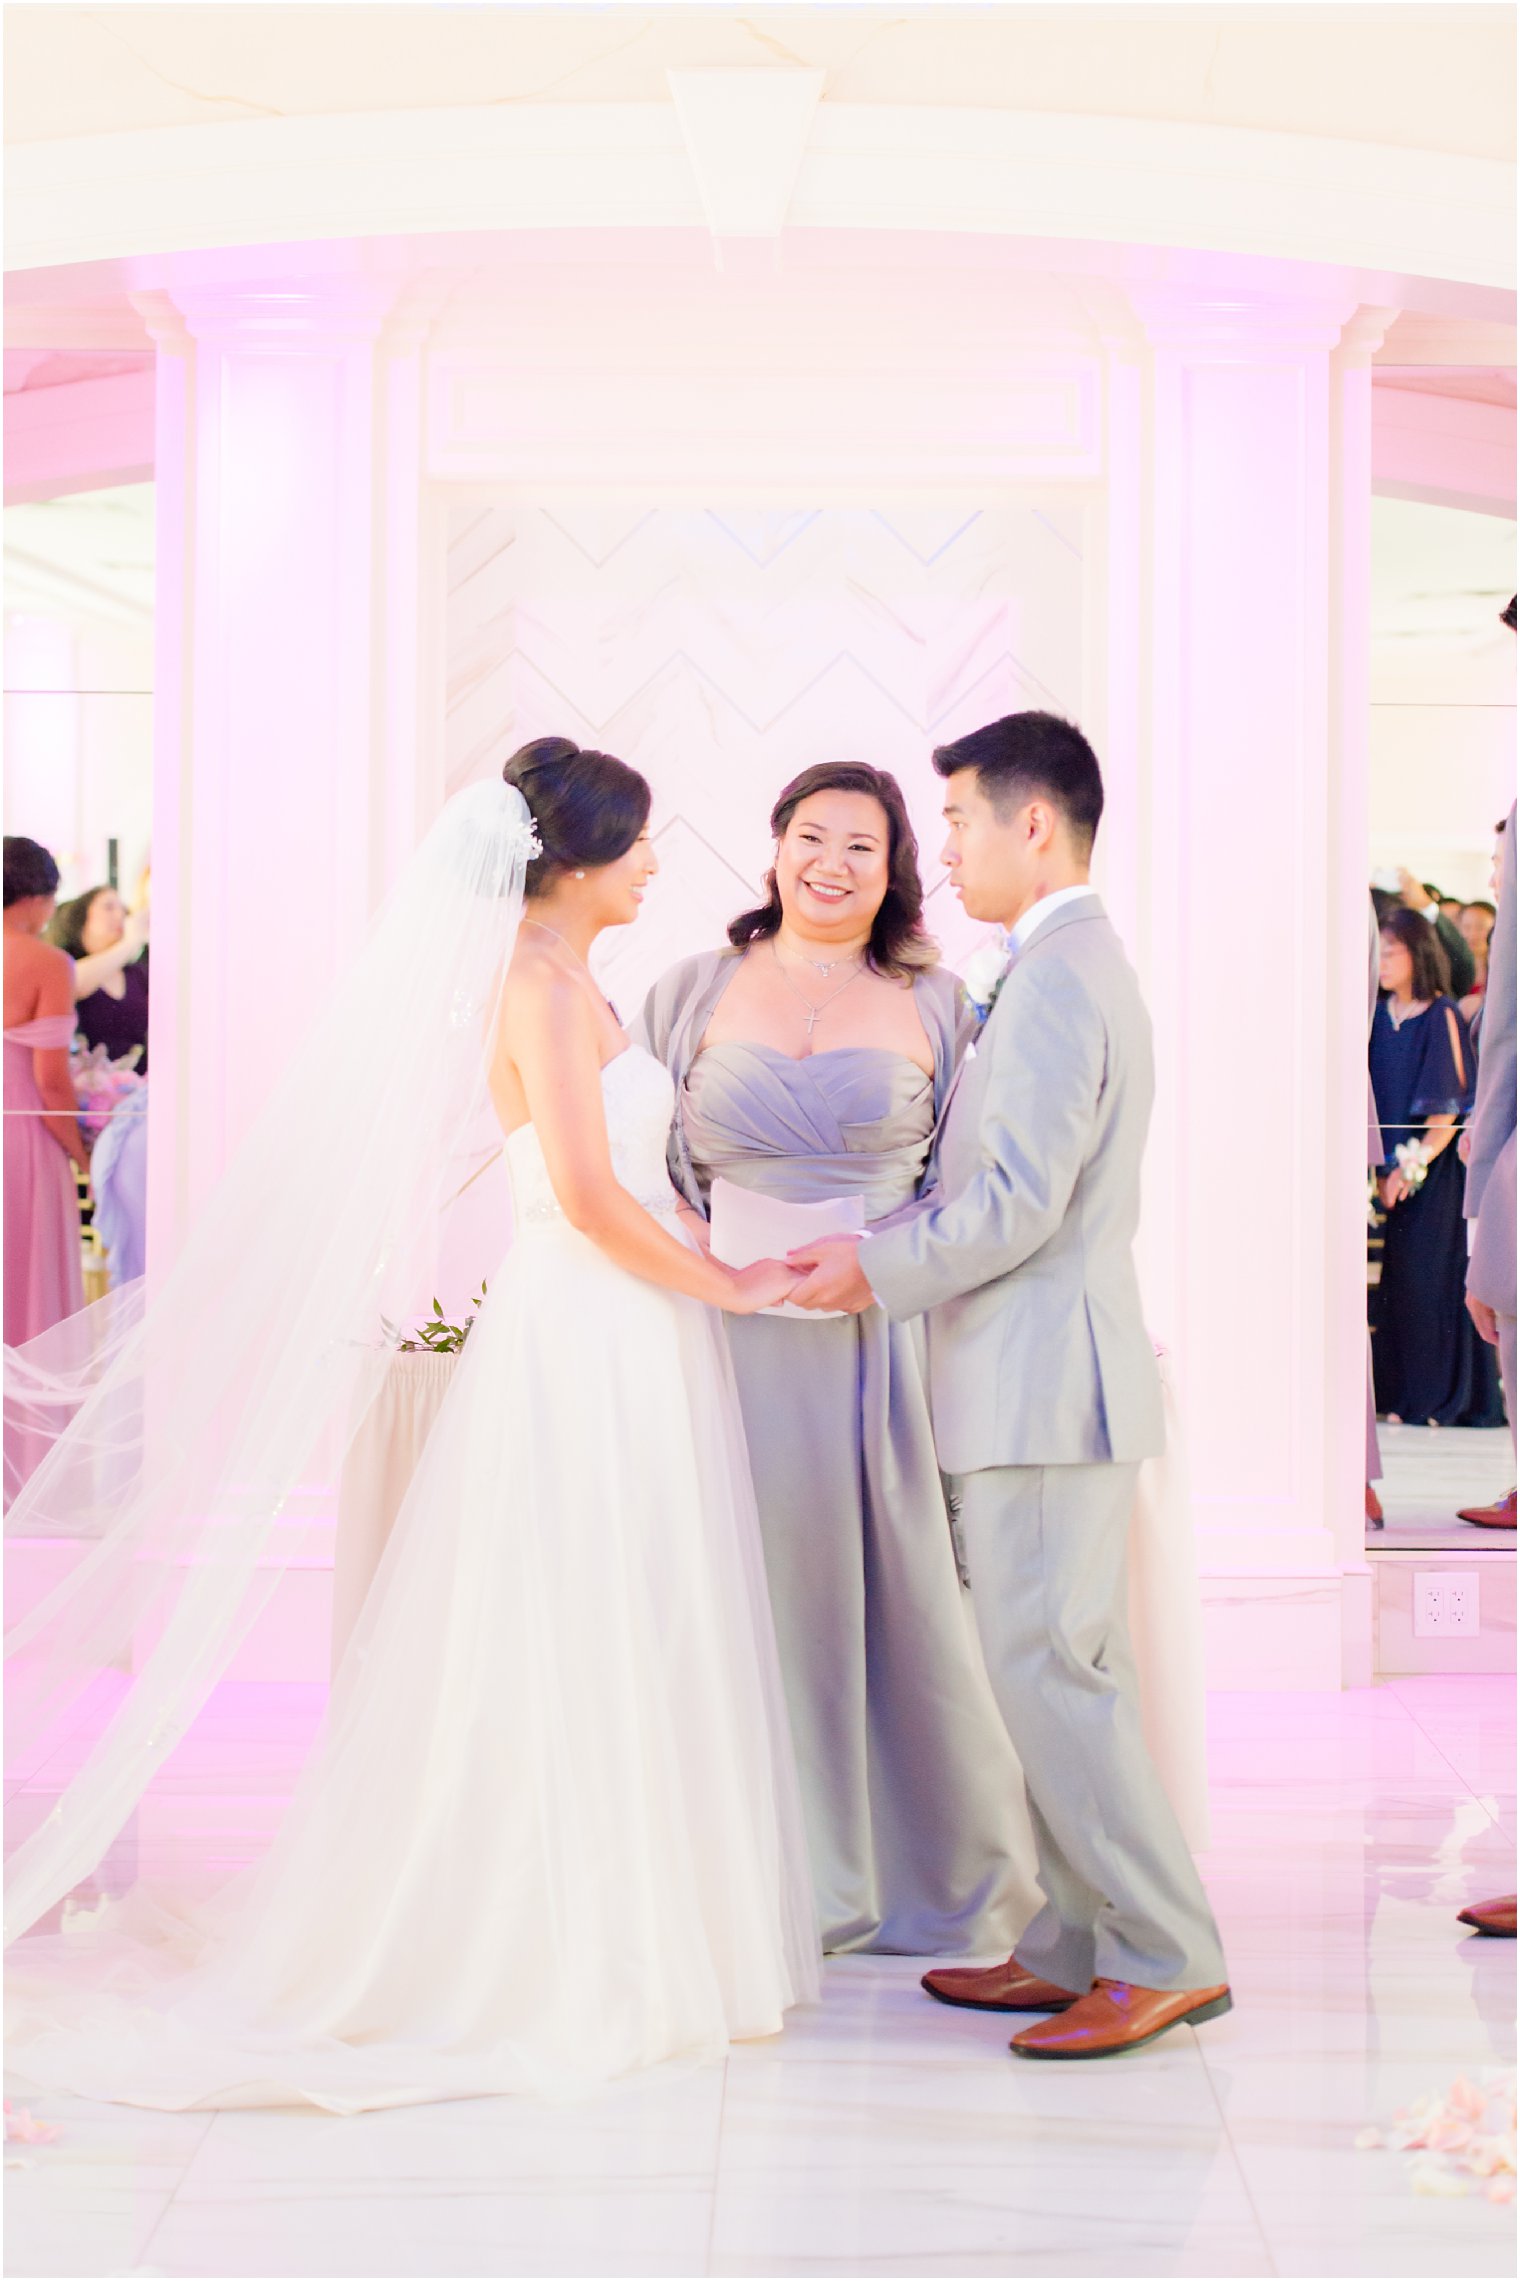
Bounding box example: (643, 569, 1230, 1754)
(932, 711, 1104, 858)
(502, 737, 652, 896)
(727, 762, 936, 981)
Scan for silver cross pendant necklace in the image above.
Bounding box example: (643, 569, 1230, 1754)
(772, 939, 867, 1037)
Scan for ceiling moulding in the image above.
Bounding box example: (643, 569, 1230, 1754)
(3, 306, 155, 354)
(3, 104, 1513, 295)
(1374, 316, 1517, 366)
(3, 365, 155, 506)
(1371, 385, 1517, 519)
(667, 68, 824, 251)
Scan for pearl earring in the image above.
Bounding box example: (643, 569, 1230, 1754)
(574, 869, 586, 880)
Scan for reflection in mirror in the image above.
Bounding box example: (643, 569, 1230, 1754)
(4, 474, 154, 1380)
(1365, 477, 1516, 1552)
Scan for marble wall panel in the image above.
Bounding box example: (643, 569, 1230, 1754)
(445, 499, 1086, 1008)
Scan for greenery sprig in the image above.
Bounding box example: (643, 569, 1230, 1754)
(382, 1280, 488, 1355)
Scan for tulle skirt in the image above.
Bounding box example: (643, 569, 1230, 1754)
(6, 1219, 819, 2111)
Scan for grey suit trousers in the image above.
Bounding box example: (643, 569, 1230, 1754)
(1500, 1316, 1517, 1457)
(953, 1461, 1227, 1993)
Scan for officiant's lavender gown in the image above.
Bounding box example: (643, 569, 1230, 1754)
(638, 951, 1037, 1955)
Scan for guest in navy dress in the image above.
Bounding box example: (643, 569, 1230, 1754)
(1370, 908, 1493, 1426)
(50, 885, 149, 1071)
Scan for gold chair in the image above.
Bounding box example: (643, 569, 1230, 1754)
(74, 1163, 111, 1304)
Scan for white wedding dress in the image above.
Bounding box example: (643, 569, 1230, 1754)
(7, 1045, 819, 2112)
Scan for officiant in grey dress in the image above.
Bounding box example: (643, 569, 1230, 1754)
(636, 762, 1037, 1955)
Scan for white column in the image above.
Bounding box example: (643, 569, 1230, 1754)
(1328, 306, 1395, 1685)
(1105, 287, 1369, 1685)
(133, 282, 437, 1265)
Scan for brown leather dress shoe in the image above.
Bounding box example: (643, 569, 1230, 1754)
(1010, 1977, 1232, 2059)
(1456, 1489, 1517, 1529)
(921, 1956, 1081, 2012)
(1458, 1895, 1517, 1937)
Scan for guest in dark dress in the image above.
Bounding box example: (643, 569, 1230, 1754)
(50, 885, 150, 1071)
(1458, 898, 1496, 1024)
(1370, 908, 1493, 1426)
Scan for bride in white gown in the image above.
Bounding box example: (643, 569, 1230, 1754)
(5, 741, 818, 2112)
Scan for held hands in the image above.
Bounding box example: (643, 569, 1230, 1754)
(710, 1233, 877, 1316)
(1467, 1293, 1501, 1348)
(723, 1257, 803, 1315)
(785, 1233, 874, 1315)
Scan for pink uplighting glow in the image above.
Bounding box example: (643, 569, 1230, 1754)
(3, 10, 1513, 2266)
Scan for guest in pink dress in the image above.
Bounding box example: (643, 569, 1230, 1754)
(4, 837, 89, 1345)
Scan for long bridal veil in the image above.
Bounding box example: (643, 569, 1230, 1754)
(5, 779, 539, 1944)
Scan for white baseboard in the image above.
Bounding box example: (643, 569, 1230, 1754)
(18, 1545, 1475, 1694)
(1369, 1548, 1516, 1676)
(1197, 1571, 1346, 1691)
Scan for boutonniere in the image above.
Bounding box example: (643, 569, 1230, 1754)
(961, 934, 1013, 1025)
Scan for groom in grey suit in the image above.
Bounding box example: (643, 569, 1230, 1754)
(790, 712, 1229, 2059)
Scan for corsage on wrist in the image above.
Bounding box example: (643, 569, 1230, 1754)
(1393, 1139, 1433, 1197)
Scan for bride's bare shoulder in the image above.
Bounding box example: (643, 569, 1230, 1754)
(499, 932, 597, 1041)
(505, 934, 563, 992)
(504, 927, 560, 983)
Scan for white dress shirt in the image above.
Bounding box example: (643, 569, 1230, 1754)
(1008, 883, 1100, 956)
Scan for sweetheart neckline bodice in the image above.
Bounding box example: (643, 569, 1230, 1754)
(500, 1042, 643, 1150)
(503, 1045, 681, 1229)
(692, 1039, 933, 1084)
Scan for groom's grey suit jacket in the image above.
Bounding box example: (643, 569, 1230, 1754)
(863, 897, 1164, 1475)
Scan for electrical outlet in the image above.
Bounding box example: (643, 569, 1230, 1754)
(1413, 1572, 1481, 1637)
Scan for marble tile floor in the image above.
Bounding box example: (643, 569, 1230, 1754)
(6, 1676, 1514, 2280)
(1371, 1424, 1515, 1552)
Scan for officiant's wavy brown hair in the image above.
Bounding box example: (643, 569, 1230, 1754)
(728, 763, 937, 980)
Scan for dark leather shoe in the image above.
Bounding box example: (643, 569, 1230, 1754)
(1456, 1489, 1517, 1529)
(922, 1956, 1081, 2012)
(1458, 1895, 1517, 1937)
(1011, 1977, 1232, 2059)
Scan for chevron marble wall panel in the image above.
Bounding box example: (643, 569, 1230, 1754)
(446, 501, 1085, 1009)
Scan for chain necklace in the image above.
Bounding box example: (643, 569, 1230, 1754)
(523, 918, 622, 1024)
(770, 938, 867, 1039)
(524, 917, 582, 961)
(776, 931, 865, 981)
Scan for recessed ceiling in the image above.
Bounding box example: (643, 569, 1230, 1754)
(3, 348, 154, 395)
(3, 482, 155, 627)
(1370, 495, 1517, 644)
(1374, 367, 1516, 412)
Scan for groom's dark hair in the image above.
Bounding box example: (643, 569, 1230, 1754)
(933, 712, 1104, 858)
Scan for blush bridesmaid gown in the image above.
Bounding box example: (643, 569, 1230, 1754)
(3, 1011, 83, 1344)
